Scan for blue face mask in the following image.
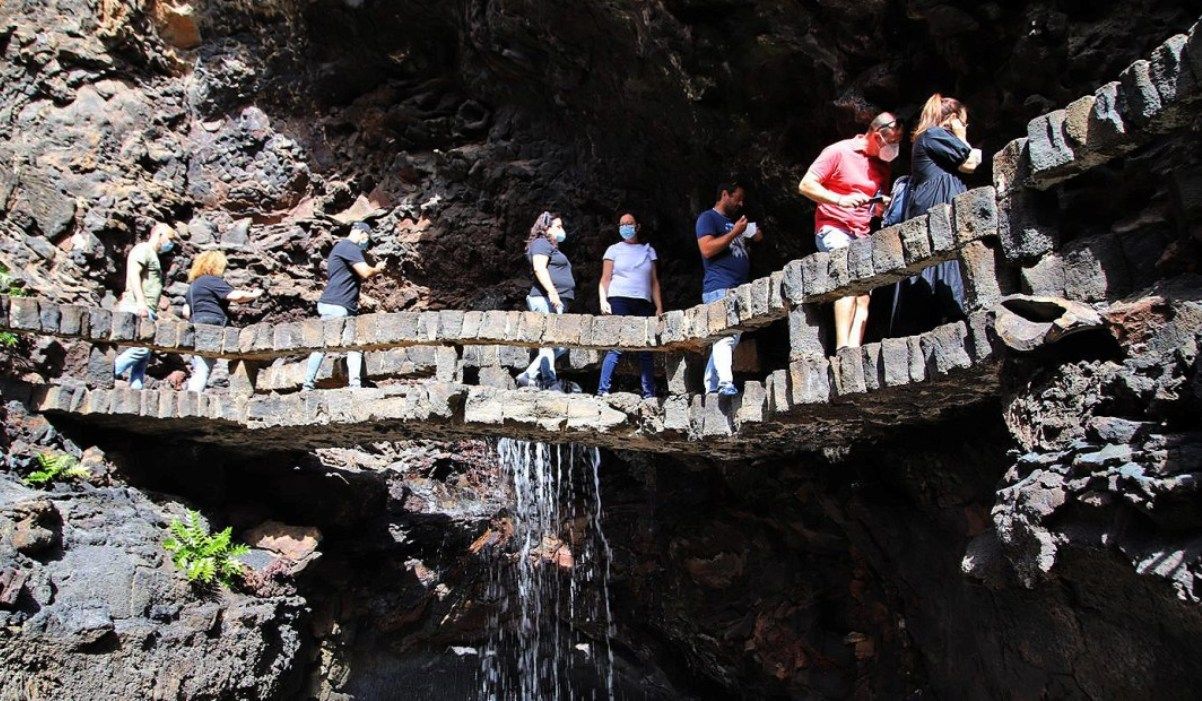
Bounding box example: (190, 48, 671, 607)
(553, 228, 566, 244)
(357, 237, 371, 250)
(619, 224, 637, 240)
(160, 240, 174, 254)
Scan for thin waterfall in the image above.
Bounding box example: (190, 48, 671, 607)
(478, 439, 615, 701)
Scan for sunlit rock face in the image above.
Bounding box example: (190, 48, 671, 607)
(2, 0, 1202, 699)
(2, 0, 1194, 312)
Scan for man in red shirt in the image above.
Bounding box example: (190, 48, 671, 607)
(799, 113, 901, 349)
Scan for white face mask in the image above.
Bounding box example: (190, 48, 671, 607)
(878, 141, 900, 163)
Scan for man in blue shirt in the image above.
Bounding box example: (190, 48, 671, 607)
(696, 182, 764, 396)
(303, 222, 386, 390)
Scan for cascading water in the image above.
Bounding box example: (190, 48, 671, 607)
(478, 439, 615, 700)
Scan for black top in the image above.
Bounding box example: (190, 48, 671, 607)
(186, 275, 235, 325)
(889, 125, 971, 338)
(527, 237, 575, 301)
(905, 126, 972, 218)
(318, 239, 368, 313)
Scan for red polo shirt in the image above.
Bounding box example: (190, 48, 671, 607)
(806, 135, 891, 238)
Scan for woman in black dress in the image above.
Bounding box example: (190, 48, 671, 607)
(890, 94, 984, 337)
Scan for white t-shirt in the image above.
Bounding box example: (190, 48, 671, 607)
(604, 242, 657, 301)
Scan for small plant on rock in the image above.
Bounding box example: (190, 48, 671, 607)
(163, 510, 250, 589)
(0, 263, 28, 297)
(23, 452, 90, 487)
(0, 263, 27, 349)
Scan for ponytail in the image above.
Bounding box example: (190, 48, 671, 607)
(912, 93, 964, 142)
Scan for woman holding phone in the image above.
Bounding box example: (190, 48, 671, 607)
(889, 94, 983, 336)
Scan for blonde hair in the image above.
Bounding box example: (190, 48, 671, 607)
(150, 222, 176, 241)
(912, 94, 966, 142)
(188, 250, 228, 281)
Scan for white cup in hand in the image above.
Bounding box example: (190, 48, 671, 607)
(743, 222, 758, 239)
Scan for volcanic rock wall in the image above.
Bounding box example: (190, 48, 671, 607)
(2, 0, 1202, 699)
(3, 0, 1197, 313)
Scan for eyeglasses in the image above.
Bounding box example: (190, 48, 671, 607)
(875, 119, 901, 133)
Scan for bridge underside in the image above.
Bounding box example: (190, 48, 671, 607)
(11, 360, 1001, 459)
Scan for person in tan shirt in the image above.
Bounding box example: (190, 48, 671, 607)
(113, 223, 177, 389)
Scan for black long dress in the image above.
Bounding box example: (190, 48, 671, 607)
(889, 126, 971, 337)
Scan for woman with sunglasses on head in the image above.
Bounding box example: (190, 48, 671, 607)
(889, 94, 983, 337)
(515, 211, 575, 389)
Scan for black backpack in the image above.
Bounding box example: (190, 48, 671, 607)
(882, 176, 911, 227)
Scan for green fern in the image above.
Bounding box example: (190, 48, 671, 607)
(23, 452, 89, 487)
(163, 510, 249, 589)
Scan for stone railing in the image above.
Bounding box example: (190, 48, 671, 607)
(0, 185, 1000, 359)
(10, 316, 1000, 456)
(992, 19, 1202, 262)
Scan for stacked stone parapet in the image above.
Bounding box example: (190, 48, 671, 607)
(0, 184, 1003, 361)
(9, 318, 1000, 457)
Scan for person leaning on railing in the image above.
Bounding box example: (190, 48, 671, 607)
(798, 113, 901, 350)
(596, 212, 663, 399)
(887, 94, 983, 337)
(181, 250, 265, 393)
(515, 211, 575, 390)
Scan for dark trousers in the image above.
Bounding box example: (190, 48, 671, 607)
(598, 296, 656, 397)
(888, 260, 966, 337)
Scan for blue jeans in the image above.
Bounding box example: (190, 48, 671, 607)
(305, 303, 362, 388)
(522, 295, 568, 382)
(598, 297, 656, 397)
(188, 313, 226, 392)
(815, 224, 853, 253)
(702, 289, 741, 391)
(114, 307, 156, 389)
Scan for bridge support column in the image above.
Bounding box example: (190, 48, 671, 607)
(959, 239, 1018, 312)
(87, 345, 117, 389)
(666, 353, 703, 395)
(228, 359, 262, 397)
(478, 365, 515, 389)
(435, 346, 460, 382)
(788, 304, 827, 360)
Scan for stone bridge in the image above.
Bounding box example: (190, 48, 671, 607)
(2, 22, 1199, 456)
